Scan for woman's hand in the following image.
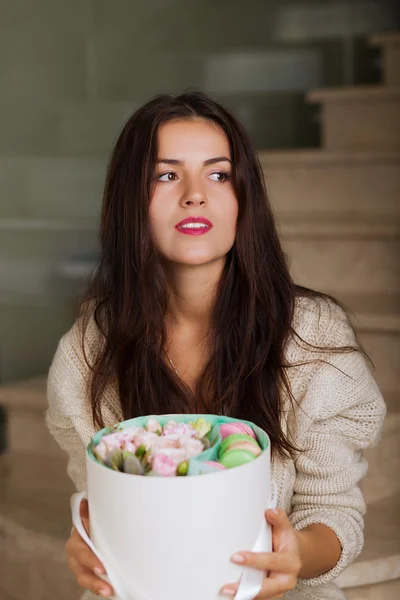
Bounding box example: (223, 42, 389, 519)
(220, 507, 301, 598)
(65, 498, 114, 598)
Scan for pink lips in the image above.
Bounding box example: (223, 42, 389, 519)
(175, 217, 213, 236)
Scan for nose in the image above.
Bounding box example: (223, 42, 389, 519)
(180, 179, 207, 208)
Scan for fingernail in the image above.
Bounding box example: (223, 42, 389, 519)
(220, 588, 236, 597)
(94, 567, 103, 576)
(231, 552, 245, 564)
(271, 507, 279, 515)
(99, 590, 110, 598)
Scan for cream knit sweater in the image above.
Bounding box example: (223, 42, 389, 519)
(46, 296, 386, 600)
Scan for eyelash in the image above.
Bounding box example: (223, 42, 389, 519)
(157, 170, 232, 183)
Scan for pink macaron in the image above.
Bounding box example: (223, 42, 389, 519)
(220, 422, 256, 440)
(204, 461, 227, 470)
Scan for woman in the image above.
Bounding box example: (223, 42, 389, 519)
(46, 91, 386, 600)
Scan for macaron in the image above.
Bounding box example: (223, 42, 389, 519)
(220, 422, 256, 440)
(227, 440, 261, 456)
(219, 449, 256, 469)
(219, 433, 260, 459)
(204, 461, 227, 470)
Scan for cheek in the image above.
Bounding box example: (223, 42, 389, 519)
(149, 195, 170, 232)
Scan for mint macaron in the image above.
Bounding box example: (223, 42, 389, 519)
(218, 433, 260, 459)
(219, 449, 256, 469)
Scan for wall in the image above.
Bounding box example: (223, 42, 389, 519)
(0, 0, 397, 382)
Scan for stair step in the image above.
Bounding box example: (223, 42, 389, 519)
(343, 579, 400, 600)
(361, 399, 400, 505)
(337, 493, 400, 589)
(307, 85, 400, 152)
(339, 295, 400, 393)
(0, 452, 80, 600)
(280, 216, 400, 238)
(260, 150, 400, 220)
(282, 230, 400, 295)
(369, 31, 400, 86)
(0, 378, 63, 456)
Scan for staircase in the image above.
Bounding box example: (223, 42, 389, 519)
(0, 29, 399, 600)
(262, 30, 400, 600)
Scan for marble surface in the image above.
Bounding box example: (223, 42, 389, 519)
(344, 578, 400, 600)
(0, 452, 74, 540)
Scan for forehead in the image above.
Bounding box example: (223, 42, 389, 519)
(156, 118, 230, 158)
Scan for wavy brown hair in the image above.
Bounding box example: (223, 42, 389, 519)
(81, 90, 358, 458)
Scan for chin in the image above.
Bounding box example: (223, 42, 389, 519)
(169, 252, 225, 267)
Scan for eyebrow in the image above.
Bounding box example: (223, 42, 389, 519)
(156, 156, 232, 166)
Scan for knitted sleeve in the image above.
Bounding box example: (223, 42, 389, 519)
(45, 328, 94, 493)
(289, 303, 387, 586)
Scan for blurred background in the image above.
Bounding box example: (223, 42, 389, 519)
(0, 1, 399, 599)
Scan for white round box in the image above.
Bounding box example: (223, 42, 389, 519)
(72, 415, 276, 600)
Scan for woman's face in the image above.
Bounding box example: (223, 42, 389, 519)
(149, 118, 238, 268)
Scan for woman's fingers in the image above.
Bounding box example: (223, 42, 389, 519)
(231, 550, 300, 573)
(69, 559, 113, 598)
(65, 520, 114, 597)
(66, 537, 104, 574)
(220, 573, 296, 599)
(254, 574, 297, 599)
(80, 498, 90, 536)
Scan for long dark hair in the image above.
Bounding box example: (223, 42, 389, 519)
(81, 90, 357, 458)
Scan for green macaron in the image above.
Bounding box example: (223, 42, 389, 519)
(219, 448, 256, 469)
(218, 433, 260, 459)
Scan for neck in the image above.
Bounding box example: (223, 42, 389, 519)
(164, 259, 225, 330)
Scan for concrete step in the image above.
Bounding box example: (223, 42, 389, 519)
(337, 493, 400, 592)
(361, 395, 400, 505)
(0, 451, 80, 600)
(344, 579, 400, 600)
(307, 85, 400, 152)
(0, 377, 64, 456)
(369, 31, 400, 86)
(280, 217, 400, 295)
(260, 150, 400, 220)
(339, 293, 400, 395)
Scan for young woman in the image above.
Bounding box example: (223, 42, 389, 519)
(46, 91, 386, 600)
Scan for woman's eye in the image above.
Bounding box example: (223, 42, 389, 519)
(158, 172, 178, 182)
(209, 171, 231, 182)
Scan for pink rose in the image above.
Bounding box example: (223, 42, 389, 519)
(123, 441, 137, 454)
(183, 438, 204, 457)
(133, 431, 160, 449)
(162, 422, 197, 438)
(146, 419, 162, 434)
(153, 447, 188, 463)
(96, 432, 127, 459)
(155, 435, 181, 449)
(152, 453, 177, 476)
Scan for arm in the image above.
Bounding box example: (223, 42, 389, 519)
(221, 302, 386, 597)
(296, 523, 341, 579)
(289, 304, 386, 585)
(46, 330, 115, 598)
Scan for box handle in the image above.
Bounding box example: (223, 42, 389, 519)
(234, 480, 278, 600)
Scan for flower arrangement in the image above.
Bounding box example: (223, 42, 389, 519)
(89, 416, 263, 477)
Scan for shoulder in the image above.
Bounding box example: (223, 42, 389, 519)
(47, 305, 104, 417)
(290, 293, 356, 351)
(290, 294, 385, 423)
